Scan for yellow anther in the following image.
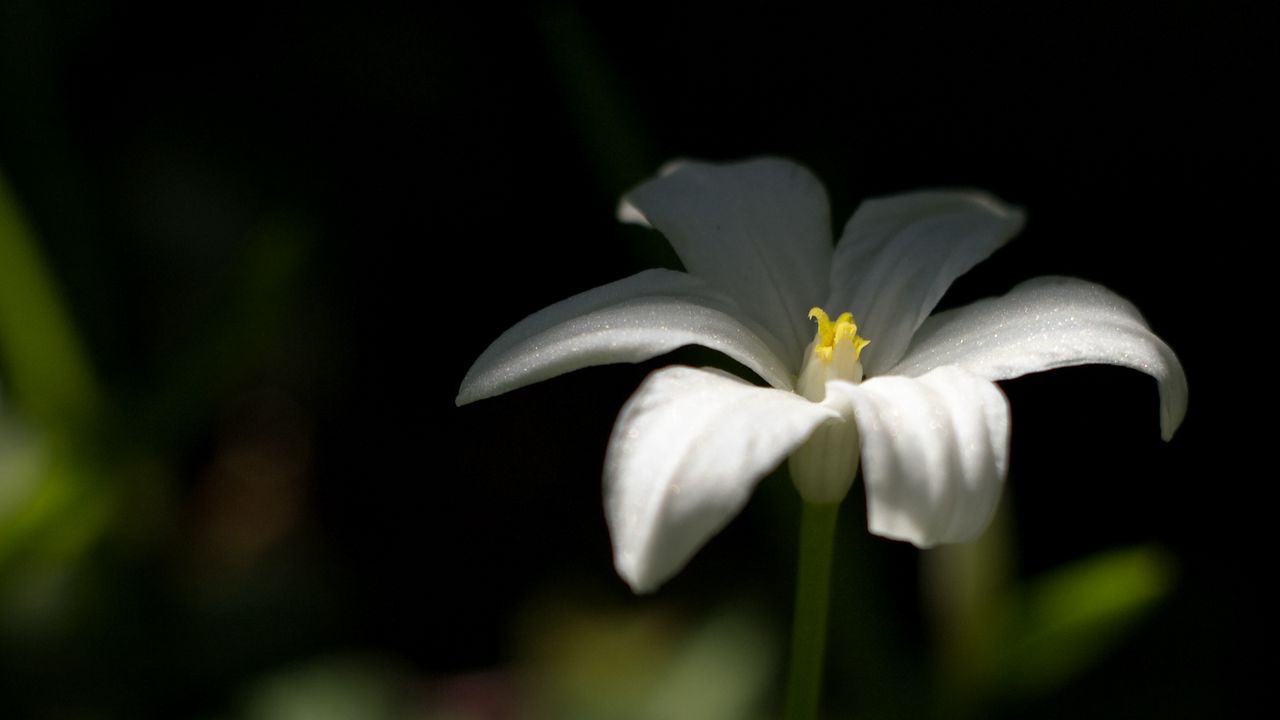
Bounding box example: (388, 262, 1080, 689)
(808, 307, 835, 347)
(807, 306, 869, 363)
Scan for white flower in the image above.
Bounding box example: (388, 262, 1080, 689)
(456, 157, 1187, 593)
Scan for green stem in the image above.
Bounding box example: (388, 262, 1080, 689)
(785, 501, 840, 720)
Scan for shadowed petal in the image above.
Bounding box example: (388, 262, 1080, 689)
(827, 366, 1010, 547)
(827, 191, 1025, 376)
(891, 276, 1187, 440)
(456, 269, 795, 405)
(620, 157, 834, 359)
(605, 365, 841, 593)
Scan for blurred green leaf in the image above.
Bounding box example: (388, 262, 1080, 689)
(647, 608, 777, 720)
(994, 544, 1175, 698)
(0, 429, 112, 638)
(0, 168, 100, 430)
(520, 596, 776, 720)
(239, 657, 403, 720)
(0, 170, 115, 639)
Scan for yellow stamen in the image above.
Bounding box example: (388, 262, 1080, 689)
(807, 306, 870, 363)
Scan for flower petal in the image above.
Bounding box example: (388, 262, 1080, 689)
(826, 191, 1025, 375)
(826, 366, 1010, 547)
(456, 269, 795, 405)
(605, 365, 841, 593)
(619, 157, 833, 359)
(891, 276, 1187, 440)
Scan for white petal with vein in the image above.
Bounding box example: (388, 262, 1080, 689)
(605, 366, 840, 592)
(827, 191, 1025, 375)
(892, 276, 1187, 440)
(827, 366, 1010, 547)
(620, 157, 833, 358)
(456, 269, 795, 405)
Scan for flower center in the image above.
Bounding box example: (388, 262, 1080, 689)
(796, 307, 870, 402)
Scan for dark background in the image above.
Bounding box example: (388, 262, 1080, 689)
(0, 1, 1269, 717)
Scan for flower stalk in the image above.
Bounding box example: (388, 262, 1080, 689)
(785, 500, 841, 720)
